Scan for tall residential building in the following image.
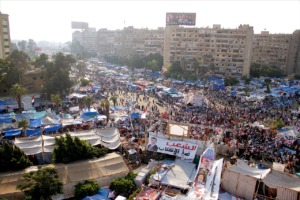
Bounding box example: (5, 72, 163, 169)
(252, 31, 291, 71)
(286, 30, 300, 75)
(163, 24, 254, 77)
(97, 28, 123, 57)
(97, 27, 165, 58)
(0, 12, 11, 59)
(72, 27, 97, 54)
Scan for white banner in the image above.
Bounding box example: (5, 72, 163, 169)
(204, 158, 223, 200)
(192, 144, 215, 199)
(147, 136, 198, 160)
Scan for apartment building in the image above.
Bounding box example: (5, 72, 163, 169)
(72, 27, 97, 54)
(252, 31, 291, 71)
(286, 30, 300, 75)
(97, 27, 165, 58)
(97, 28, 123, 57)
(0, 12, 11, 59)
(164, 24, 254, 77)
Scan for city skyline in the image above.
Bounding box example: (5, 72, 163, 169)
(1, 0, 300, 43)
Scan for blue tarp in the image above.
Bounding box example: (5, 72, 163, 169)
(82, 189, 110, 200)
(30, 118, 42, 128)
(4, 129, 22, 137)
(26, 128, 41, 137)
(131, 113, 140, 119)
(16, 111, 46, 120)
(43, 124, 62, 133)
(0, 117, 12, 124)
(80, 114, 97, 122)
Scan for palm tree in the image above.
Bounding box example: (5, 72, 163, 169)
(244, 87, 251, 97)
(264, 78, 272, 93)
(82, 96, 93, 110)
(50, 94, 62, 112)
(18, 119, 29, 136)
(10, 83, 27, 113)
(110, 96, 117, 107)
(100, 99, 110, 123)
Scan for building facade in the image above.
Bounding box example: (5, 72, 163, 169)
(97, 27, 165, 58)
(0, 12, 11, 60)
(74, 22, 300, 77)
(251, 31, 291, 71)
(72, 27, 97, 54)
(164, 24, 254, 77)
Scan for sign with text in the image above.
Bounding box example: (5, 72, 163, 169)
(166, 13, 196, 26)
(147, 136, 198, 160)
(168, 122, 190, 138)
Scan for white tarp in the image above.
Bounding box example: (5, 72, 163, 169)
(147, 136, 198, 160)
(14, 136, 43, 155)
(70, 130, 101, 146)
(160, 159, 197, 190)
(42, 134, 65, 153)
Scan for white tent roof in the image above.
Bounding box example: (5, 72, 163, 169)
(14, 136, 43, 155)
(69, 130, 101, 146)
(228, 160, 271, 179)
(160, 159, 197, 190)
(262, 170, 300, 191)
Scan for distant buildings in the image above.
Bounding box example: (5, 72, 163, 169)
(0, 12, 11, 60)
(72, 22, 300, 77)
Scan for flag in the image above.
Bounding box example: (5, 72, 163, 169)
(31, 96, 35, 106)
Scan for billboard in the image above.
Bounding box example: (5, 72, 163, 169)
(71, 21, 89, 29)
(166, 13, 196, 26)
(167, 122, 190, 138)
(147, 136, 198, 160)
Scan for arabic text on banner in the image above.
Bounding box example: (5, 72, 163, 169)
(147, 136, 198, 160)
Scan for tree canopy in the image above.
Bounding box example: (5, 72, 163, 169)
(17, 167, 63, 200)
(250, 63, 284, 78)
(109, 172, 137, 198)
(52, 134, 108, 164)
(104, 53, 163, 71)
(74, 180, 99, 200)
(0, 142, 32, 172)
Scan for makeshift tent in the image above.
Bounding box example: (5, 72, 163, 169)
(69, 130, 101, 146)
(43, 124, 62, 133)
(41, 116, 55, 125)
(42, 134, 65, 153)
(262, 170, 300, 200)
(135, 187, 161, 200)
(26, 128, 41, 137)
(96, 128, 121, 149)
(0, 116, 13, 124)
(0, 153, 129, 199)
(14, 136, 43, 155)
(61, 118, 82, 127)
(30, 118, 42, 128)
(16, 111, 46, 120)
(221, 160, 271, 200)
(4, 129, 22, 137)
(82, 189, 110, 200)
(160, 159, 197, 190)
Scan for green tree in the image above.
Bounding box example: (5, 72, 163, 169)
(0, 142, 32, 172)
(33, 53, 49, 68)
(18, 119, 29, 136)
(17, 167, 63, 200)
(294, 74, 300, 80)
(244, 87, 251, 97)
(9, 50, 31, 85)
(17, 40, 27, 52)
(264, 78, 272, 93)
(52, 134, 108, 164)
(82, 95, 93, 110)
(242, 75, 251, 85)
(44, 52, 75, 96)
(81, 78, 91, 87)
(109, 172, 137, 198)
(164, 61, 183, 79)
(50, 94, 62, 112)
(27, 39, 37, 57)
(74, 180, 99, 200)
(110, 96, 117, 107)
(224, 77, 239, 86)
(10, 83, 27, 113)
(100, 99, 110, 123)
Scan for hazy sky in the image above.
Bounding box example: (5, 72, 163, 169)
(1, 0, 300, 43)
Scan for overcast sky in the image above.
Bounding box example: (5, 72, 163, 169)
(1, 0, 300, 43)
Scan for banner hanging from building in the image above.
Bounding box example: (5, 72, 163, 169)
(147, 136, 198, 160)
